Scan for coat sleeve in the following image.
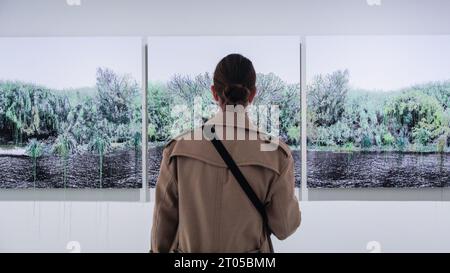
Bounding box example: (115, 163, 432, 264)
(265, 155, 301, 240)
(150, 146, 179, 253)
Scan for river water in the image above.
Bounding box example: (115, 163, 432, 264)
(0, 150, 142, 188)
(3, 149, 444, 189)
(307, 151, 450, 188)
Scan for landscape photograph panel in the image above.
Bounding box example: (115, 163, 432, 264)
(147, 36, 301, 187)
(306, 36, 450, 188)
(0, 37, 142, 188)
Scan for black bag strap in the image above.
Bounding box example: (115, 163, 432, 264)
(208, 126, 274, 253)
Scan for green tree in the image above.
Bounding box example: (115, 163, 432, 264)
(88, 131, 111, 188)
(280, 83, 301, 145)
(410, 81, 450, 110)
(166, 73, 214, 133)
(96, 68, 139, 125)
(167, 73, 212, 107)
(66, 97, 98, 148)
(253, 73, 285, 106)
(255, 75, 299, 144)
(25, 138, 43, 187)
(307, 70, 349, 127)
(0, 81, 69, 145)
(52, 126, 77, 188)
(148, 83, 174, 141)
(384, 91, 445, 146)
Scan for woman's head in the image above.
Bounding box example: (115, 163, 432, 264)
(212, 53, 256, 108)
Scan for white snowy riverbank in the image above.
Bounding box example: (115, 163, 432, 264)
(0, 147, 26, 156)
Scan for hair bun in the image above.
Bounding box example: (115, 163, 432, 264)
(223, 83, 250, 104)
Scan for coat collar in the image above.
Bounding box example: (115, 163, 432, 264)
(204, 107, 260, 133)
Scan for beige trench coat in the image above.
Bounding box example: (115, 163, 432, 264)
(151, 110, 301, 253)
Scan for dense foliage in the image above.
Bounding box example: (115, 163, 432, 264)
(307, 70, 450, 152)
(0, 68, 141, 186)
(147, 72, 301, 146)
(0, 68, 140, 151)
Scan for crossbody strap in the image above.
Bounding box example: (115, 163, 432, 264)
(209, 126, 274, 253)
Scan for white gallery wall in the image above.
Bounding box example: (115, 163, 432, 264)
(1, 0, 450, 252)
(2, 201, 450, 252)
(2, 0, 450, 36)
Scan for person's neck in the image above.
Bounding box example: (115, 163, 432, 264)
(220, 104, 248, 113)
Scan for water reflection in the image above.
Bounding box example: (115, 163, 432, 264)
(307, 151, 450, 188)
(0, 150, 142, 188)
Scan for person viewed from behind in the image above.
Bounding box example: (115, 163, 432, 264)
(151, 53, 301, 253)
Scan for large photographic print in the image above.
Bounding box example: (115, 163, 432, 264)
(0, 37, 142, 188)
(147, 36, 301, 187)
(306, 36, 450, 188)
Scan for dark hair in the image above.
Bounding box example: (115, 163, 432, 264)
(213, 53, 256, 106)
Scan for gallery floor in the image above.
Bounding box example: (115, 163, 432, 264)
(0, 201, 449, 252)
